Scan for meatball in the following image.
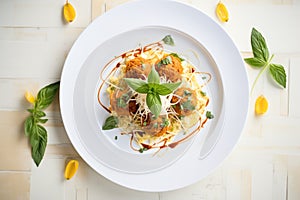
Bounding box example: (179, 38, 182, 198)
(124, 57, 151, 79)
(171, 87, 197, 116)
(141, 115, 169, 137)
(155, 55, 183, 82)
(156, 65, 182, 82)
(110, 89, 137, 116)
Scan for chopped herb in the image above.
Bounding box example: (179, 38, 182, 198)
(117, 98, 127, 108)
(202, 76, 207, 80)
(122, 93, 130, 101)
(114, 136, 118, 140)
(200, 91, 206, 96)
(164, 119, 169, 126)
(170, 53, 184, 61)
(153, 122, 158, 128)
(139, 147, 148, 153)
(143, 121, 147, 126)
(162, 35, 175, 46)
(181, 100, 195, 111)
(183, 90, 192, 96)
(206, 111, 214, 119)
(157, 56, 172, 67)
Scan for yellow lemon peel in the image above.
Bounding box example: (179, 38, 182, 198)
(255, 95, 268, 115)
(64, 159, 79, 180)
(63, 1, 76, 23)
(216, 2, 229, 22)
(25, 91, 35, 104)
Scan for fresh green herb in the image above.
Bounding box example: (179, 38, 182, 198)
(200, 91, 206, 96)
(117, 98, 127, 108)
(139, 147, 148, 153)
(183, 90, 192, 96)
(102, 116, 119, 130)
(117, 93, 130, 108)
(181, 100, 195, 111)
(153, 122, 158, 128)
(157, 56, 172, 67)
(24, 81, 60, 167)
(170, 53, 184, 61)
(206, 111, 214, 119)
(124, 67, 181, 118)
(162, 35, 175, 46)
(143, 121, 147, 126)
(163, 118, 170, 126)
(244, 28, 287, 92)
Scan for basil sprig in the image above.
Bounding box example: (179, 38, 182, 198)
(244, 28, 286, 92)
(124, 67, 181, 118)
(24, 81, 60, 166)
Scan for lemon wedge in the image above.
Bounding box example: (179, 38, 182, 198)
(25, 91, 35, 104)
(63, 2, 76, 23)
(64, 159, 79, 180)
(216, 2, 229, 22)
(255, 95, 268, 115)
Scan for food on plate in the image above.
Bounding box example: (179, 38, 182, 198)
(98, 35, 213, 153)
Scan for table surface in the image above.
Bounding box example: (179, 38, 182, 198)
(1, 0, 300, 199)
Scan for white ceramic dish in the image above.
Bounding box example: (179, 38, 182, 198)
(60, 0, 249, 192)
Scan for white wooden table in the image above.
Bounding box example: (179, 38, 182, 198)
(1, 0, 300, 199)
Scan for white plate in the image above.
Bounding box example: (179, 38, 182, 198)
(60, 0, 249, 192)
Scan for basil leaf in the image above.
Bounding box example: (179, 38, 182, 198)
(155, 85, 172, 95)
(123, 78, 148, 93)
(162, 35, 174, 46)
(135, 84, 149, 93)
(157, 82, 181, 95)
(36, 118, 48, 124)
(146, 93, 161, 118)
(34, 110, 46, 118)
(24, 116, 35, 137)
(269, 64, 286, 88)
(244, 57, 266, 68)
(251, 28, 269, 62)
(148, 66, 160, 84)
(30, 124, 47, 166)
(36, 81, 60, 110)
(102, 116, 119, 130)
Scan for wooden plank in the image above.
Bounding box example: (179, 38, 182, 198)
(0, 172, 31, 200)
(241, 169, 252, 200)
(0, 111, 31, 171)
(272, 155, 288, 200)
(0, 78, 60, 110)
(0, 28, 83, 79)
(287, 156, 300, 200)
(289, 57, 300, 118)
(30, 158, 65, 200)
(0, 0, 91, 28)
(252, 163, 273, 199)
(226, 168, 242, 200)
